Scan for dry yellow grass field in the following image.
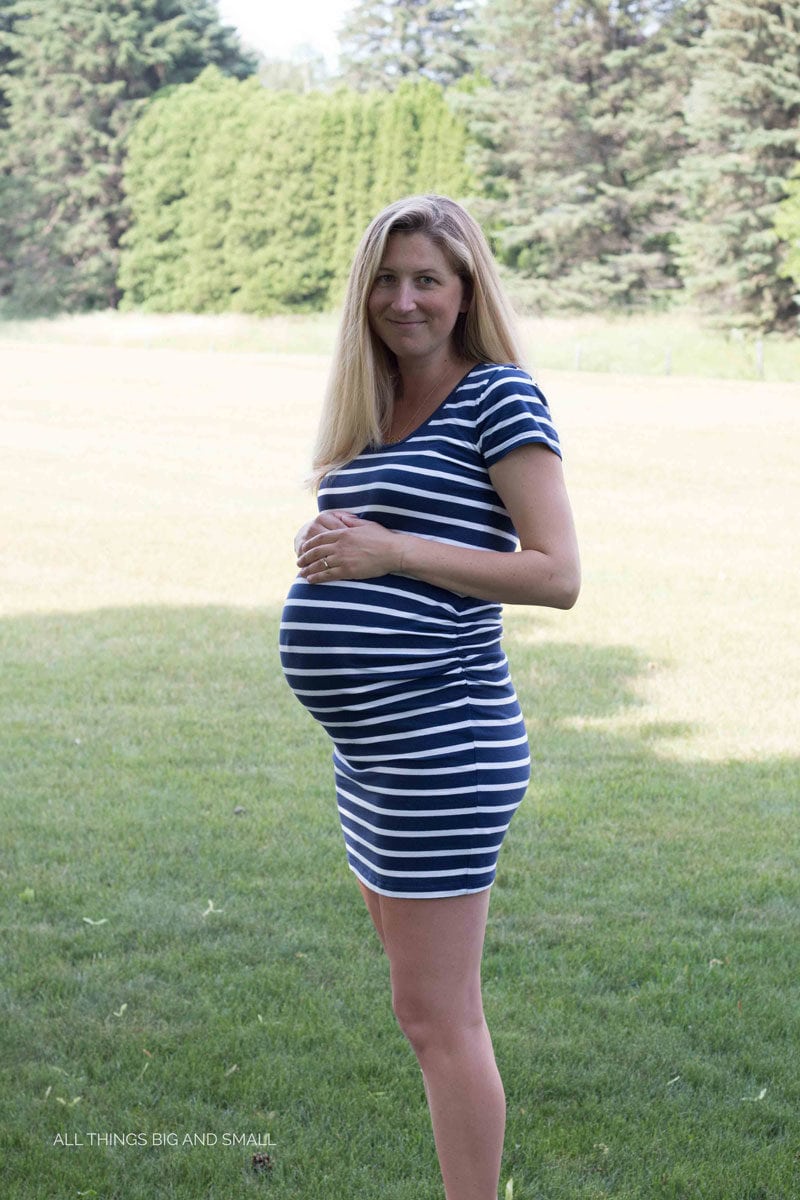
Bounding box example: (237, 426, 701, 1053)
(2, 337, 798, 763)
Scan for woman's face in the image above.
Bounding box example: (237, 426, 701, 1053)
(367, 232, 468, 369)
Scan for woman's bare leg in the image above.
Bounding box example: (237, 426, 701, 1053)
(358, 880, 504, 1200)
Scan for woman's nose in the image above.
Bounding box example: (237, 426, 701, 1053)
(391, 281, 416, 313)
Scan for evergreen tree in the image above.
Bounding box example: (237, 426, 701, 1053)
(676, 0, 800, 330)
(326, 91, 386, 294)
(0, 0, 256, 315)
(118, 65, 243, 311)
(466, 0, 706, 311)
(774, 166, 800, 302)
(339, 0, 478, 90)
(0, 0, 22, 127)
(119, 75, 472, 313)
(0, 2, 26, 298)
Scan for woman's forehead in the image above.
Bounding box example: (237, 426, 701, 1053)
(380, 230, 454, 270)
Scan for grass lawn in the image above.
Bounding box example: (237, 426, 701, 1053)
(1, 328, 799, 1198)
(2, 307, 798, 381)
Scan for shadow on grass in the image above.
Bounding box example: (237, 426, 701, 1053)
(1, 605, 798, 1200)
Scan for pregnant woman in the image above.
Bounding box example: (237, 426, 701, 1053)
(280, 194, 580, 1200)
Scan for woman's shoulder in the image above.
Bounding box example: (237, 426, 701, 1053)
(462, 362, 542, 400)
(468, 361, 537, 385)
(466, 363, 560, 463)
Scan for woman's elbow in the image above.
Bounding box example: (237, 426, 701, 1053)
(546, 558, 581, 609)
(517, 547, 581, 608)
(556, 574, 581, 609)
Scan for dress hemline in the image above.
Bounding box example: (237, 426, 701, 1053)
(349, 861, 495, 900)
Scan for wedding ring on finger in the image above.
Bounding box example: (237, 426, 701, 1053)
(323, 557, 330, 570)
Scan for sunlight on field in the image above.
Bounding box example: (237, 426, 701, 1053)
(2, 338, 798, 763)
(1, 342, 318, 612)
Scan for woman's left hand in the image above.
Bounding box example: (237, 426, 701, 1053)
(297, 514, 404, 583)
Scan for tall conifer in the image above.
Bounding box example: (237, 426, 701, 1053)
(339, 0, 478, 90)
(0, 0, 24, 296)
(774, 167, 800, 299)
(0, 0, 21, 126)
(677, 0, 800, 330)
(467, 0, 706, 311)
(1, 0, 255, 315)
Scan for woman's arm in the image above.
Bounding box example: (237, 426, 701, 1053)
(400, 444, 580, 607)
(297, 444, 580, 609)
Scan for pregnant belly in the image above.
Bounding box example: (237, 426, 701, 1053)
(279, 576, 501, 697)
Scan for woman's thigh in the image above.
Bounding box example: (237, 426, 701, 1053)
(359, 882, 493, 1021)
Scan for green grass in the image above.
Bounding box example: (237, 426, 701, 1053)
(1, 306, 798, 380)
(520, 312, 799, 382)
(2, 339, 799, 1197)
(2, 611, 798, 1199)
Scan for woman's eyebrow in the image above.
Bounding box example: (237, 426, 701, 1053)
(377, 264, 442, 274)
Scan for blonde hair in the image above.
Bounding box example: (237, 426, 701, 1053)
(310, 194, 526, 490)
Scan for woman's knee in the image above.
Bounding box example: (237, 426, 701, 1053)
(391, 983, 484, 1056)
(390, 987, 428, 1049)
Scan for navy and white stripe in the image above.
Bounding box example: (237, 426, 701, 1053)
(280, 363, 561, 898)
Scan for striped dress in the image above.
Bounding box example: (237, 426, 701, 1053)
(279, 363, 561, 898)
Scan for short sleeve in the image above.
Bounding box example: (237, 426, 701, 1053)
(476, 365, 562, 467)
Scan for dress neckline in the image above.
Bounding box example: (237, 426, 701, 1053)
(380, 363, 482, 449)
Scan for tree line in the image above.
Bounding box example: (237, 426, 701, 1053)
(118, 72, 469, 313)
(1, 0, 799, 332)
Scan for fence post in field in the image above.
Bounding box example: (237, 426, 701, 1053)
(755, 338, 764, 379)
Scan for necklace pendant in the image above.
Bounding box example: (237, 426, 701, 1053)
(386, 360, 459, 446)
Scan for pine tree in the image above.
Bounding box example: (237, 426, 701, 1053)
(0, 0, 256, 315)
(774, 165, 800, 300)
(466, 0, 707, 311)
(0, 0, 21, 127)
(338, 0, 478, 90)
(0, 0, 25, 296)
(676, 0, 800, 331)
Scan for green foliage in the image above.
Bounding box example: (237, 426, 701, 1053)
(0, 1, 20, 296)
(0, 0, 20, 127)
(119, 74, 472, 314)
(467, 0, 707, 313)
(0, 0, 256, 316)
(338, 0, 478, 91)
(3, 0, 798, 330)
(676, 0, 800, 331)
(774, 165, 800, 293)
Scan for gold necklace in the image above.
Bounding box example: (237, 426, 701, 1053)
(386, 362, 456, 445)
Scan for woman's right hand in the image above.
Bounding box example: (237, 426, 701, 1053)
(294, 510, 361, 556)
